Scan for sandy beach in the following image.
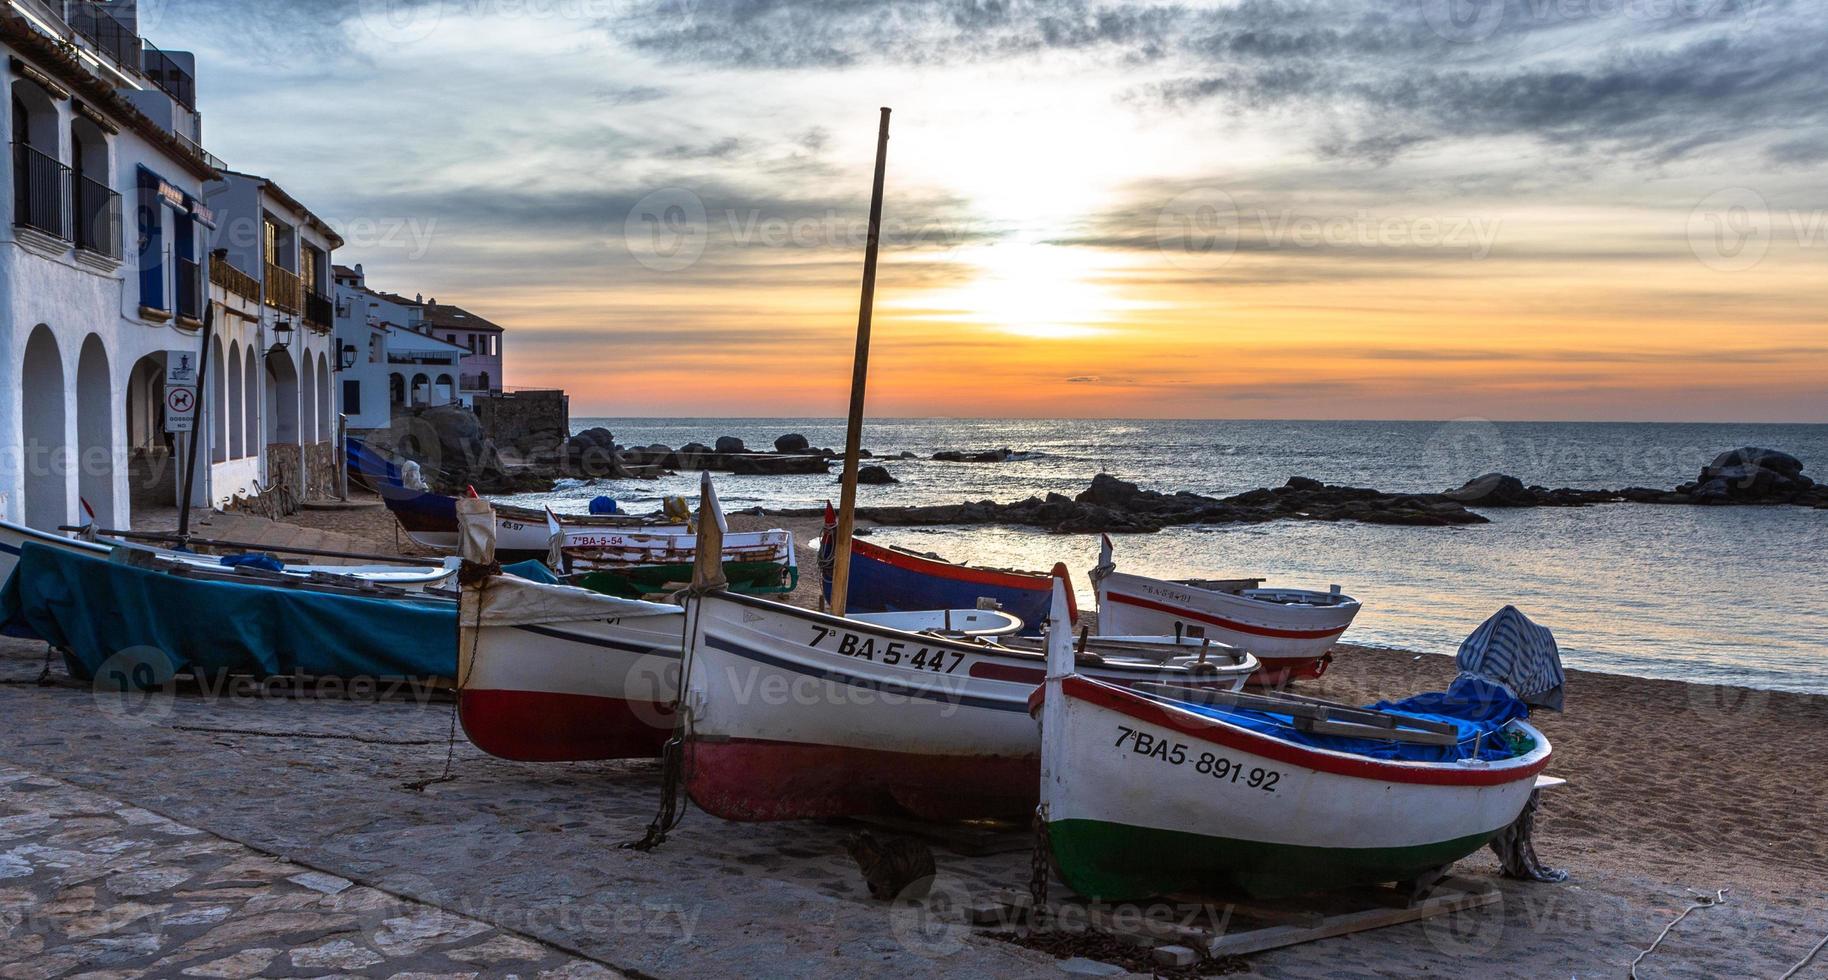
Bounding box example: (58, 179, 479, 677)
(2, 499, 1822, 978)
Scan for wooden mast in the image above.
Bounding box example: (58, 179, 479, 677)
(828, 106, 892, 616)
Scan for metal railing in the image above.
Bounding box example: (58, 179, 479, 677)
(73, 173, 121, 258)
(304, 289, 334, 331)
(12, 142, 69, 240)
(210, 254, 260, 300)
(139, 41, 196, 110)
(67, 1, 139, 70)
(176, 257, 202, 320)
(265, 262, 303, 314)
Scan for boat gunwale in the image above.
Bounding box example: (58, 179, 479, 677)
(1033, 674, 1552, 787)
(705, 590, 1254, 681)
(851, 536, 1055, 591)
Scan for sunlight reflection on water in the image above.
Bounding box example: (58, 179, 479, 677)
(492, 418, 1828, 693)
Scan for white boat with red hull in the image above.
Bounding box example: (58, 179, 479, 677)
(1091, 536, 1360, 686)
(456, 596, 1025, 764)
(679, 589, 1257, 822)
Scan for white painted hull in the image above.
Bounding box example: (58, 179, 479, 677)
(681, 592, 1256, 821)
(458, 606, 1036, 762)
(1037, 675, 1550, 898)
(1094, 570, 1359, 678)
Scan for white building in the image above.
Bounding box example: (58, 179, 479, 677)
(332, 266, 484, 428)
(1, 1, 342, 530)
(2, 1, 217, 529)
(204, 169, 344, 500)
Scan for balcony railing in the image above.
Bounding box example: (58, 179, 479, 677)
(176, 257, 202, 321)
(12, 142, 69, 240)
(68, 2, 139, 70)
(210, 255, 260, 300)
(140, 41, 196, 110)
(73, 173, 121, 258)
(265, 262, 303, 314)
(304, 289, 334, 331)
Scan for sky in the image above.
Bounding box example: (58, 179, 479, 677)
(150, 0, 1826, 421)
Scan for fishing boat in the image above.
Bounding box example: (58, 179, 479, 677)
(453, 495, 1027, 763)
(671, 477, 1257, 822)
(818, 504, 1069, 634)
(1034, 588, 1559, 900)
(0, 518, 457, 594)
(350, 436, 668, 558)
(564, 525, 797, 598)
(0, 540, 457, 681)
(1090, 535, 1360, 685)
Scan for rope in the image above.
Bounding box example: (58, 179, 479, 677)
(1780, 929, 1828, 980)
(406, 563, 493, 792)
(170, 725, 445, 745)
(1628, 888, 1728, 979)
(620, 592, 702, 851)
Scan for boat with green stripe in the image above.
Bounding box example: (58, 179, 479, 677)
(1030, 580, 1553, 900)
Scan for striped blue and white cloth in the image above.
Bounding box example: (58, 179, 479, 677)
(1456, 605, 1565, 712)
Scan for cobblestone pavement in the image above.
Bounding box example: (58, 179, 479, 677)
(0, 764, 622, 979)
(1, 638, 1818, 979)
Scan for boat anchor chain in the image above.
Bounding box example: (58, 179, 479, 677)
(621, 731, 687, 851)
(1028, 803, 1052, 912)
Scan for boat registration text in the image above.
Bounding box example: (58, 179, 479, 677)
(808, 627, 966, 674)
(1114, 725, 1281, 792)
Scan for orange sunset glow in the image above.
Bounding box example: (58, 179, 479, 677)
(174, 0, 1827, 421)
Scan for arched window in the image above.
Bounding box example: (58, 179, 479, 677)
(389, 373, 405, 405)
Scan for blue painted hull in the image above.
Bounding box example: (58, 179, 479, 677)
(820, 539, 1053, 636)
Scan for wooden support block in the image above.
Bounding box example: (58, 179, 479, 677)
(1203, 882, 1500, 958)
(1152, 945, 1199, 968)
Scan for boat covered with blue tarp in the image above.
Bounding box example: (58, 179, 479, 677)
(0, 542, 456, 683)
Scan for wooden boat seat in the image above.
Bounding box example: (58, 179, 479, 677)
(1177, 577, 1264, 593)
(1132, 682, 1460, 747)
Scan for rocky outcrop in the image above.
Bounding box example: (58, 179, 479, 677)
(774, 433, 811, 454)
(774, 473, 1491, 533)
(715, 436, 745, 453)
(933, 448, 1013, 463)
(856, 464, 898, 485)
(1679, 447, 1818, 505)
(764, 448, 1825, 533)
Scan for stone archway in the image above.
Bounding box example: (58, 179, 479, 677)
(300, 353, 317, 444)
(267, 347, 298, 445)
(75, 335, 116, 527)
(20, 326, 68, 529)
(227, 339, 244, 459)
(242, 347, 259, 459)
(316, 352, 332, 439)
(211, 336, 227, 463)
(125, 351, 174, 510)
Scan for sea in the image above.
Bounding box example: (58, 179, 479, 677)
(492, 419, 1828, 695)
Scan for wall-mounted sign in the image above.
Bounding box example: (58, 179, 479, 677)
(164, 350, 198, 386)
(164, 386, 197, 433)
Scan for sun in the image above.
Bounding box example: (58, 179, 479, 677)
(910, 242, 1138, 339)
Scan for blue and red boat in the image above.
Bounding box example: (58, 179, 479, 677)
(818, 505, 1073, 635)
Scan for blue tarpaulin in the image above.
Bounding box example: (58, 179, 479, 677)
(1170, 675, 1534, 764)
(502, 559, 561, 584)
(0, 542, 456, 684)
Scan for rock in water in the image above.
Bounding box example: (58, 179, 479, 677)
(856, 464, 898, 485)
(715, 436, 745, 453)
(774, 433, 811, 453)
(1440, 473, 1538, 507)
(1709, 447, 1803, 477)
